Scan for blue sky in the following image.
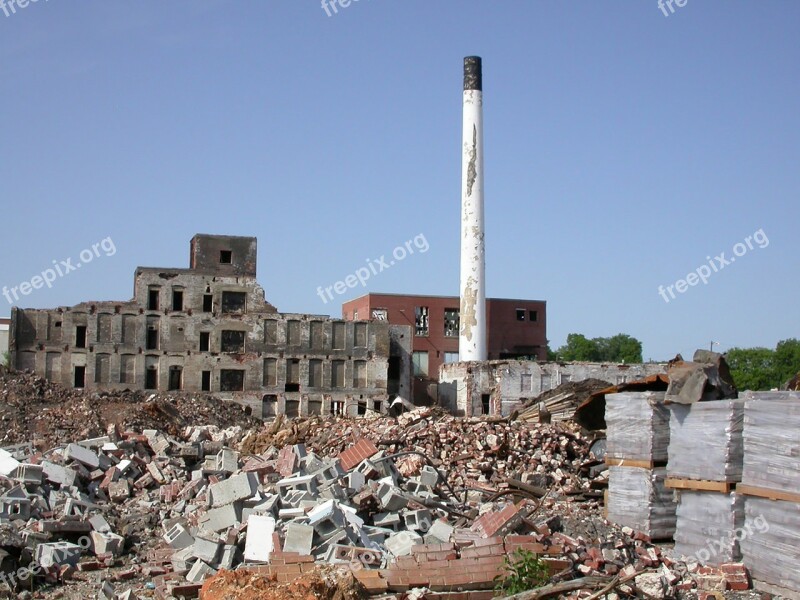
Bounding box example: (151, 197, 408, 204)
(1, 1, 798, 361)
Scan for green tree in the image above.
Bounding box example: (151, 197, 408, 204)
(557, 334, 601, 362)
(774, 339, 800, 384)
(597, 334, 643, 363)
(556, 333, 643, 363)
(726, 346, 779, 391)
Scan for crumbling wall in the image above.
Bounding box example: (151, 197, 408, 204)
(439, 360, 668, 416)
(9, 235, 412, 419)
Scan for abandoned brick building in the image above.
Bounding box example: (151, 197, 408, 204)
(9, 234, 412, 419)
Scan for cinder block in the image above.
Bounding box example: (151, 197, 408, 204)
(419, 466, 439, 487)
(424, 519, 455, 545)
(191, 535, 221, 564)
(41, 461, 77, 487)
(171, 546, 196, 572)
(283, 522, 314, 555)
(199, 503, 242, 532)
(34, 542, 83, 568)
(218, 545, 237, 570)
(13, 464, 43, 484)
(308, 499, 346, 539)
(377, 484, 407, 512)
(186, 559, 217, 583)
(64, 444, 100, 469)
(89, 514, 111, 534)
(216, 448, 239, 474)
(403, 509, 433, 533)
(90, 531, 125, 556)
(384, 531, 422, 558)
(0, 450, 21, 477)
(373, 512, 402, 530)
(164, 523, 195, 550)
(243, 515, 275, 562)
(209, 472, 257, 507)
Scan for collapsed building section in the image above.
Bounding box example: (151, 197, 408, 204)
(9, 234, 412, 419)
(439, 359, 667, 417)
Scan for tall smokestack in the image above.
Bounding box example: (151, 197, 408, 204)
(459, 56, 487, 361)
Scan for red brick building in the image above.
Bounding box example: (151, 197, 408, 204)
(342, 294, 547, 404)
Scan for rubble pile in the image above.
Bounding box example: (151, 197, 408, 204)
(0, 370, 261, 447)
(513, 378, 611, 424)
(0, 407, 757, 600)
(241, 408, 591, 492)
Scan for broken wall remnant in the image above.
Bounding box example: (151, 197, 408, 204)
(438, 359, 667, 417)
(9, 234, 412, 418)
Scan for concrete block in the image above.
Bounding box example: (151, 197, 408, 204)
(34, 541, 83, 568)
(384, 531, 423, 558)
(209, 472, 257, 507)
(108, 479, 130, 503)
(346, 471, 366, 491)
(403, 509, 433, 533)
(278, 507, 306, 519)
(89, 514, 112, 533)
(419, 465, 439, 487)
(186, 559, 217, 584)
(41, 461, 77, 487)
(0, 450, 21, 477)
(64, 443, 100, 469)
(373, 512, 402, 530)
(199, 503, 242, 533)
(424, 519, 455, 544)
(13, 464, 43, 484)
(218, 545, 237, 570)
(216, 448, 239, 474)
(191, 536, 221, 564)
(276, 474, 318, 499)
(283, 522, 314, 555)
(90, 531, 125, 556)
(243, 515, 275, 562)
(171, 546, 196, 572)
(79, 436, 111, 449)
(308, 499, 346, 539)
(377, 484, 407, 512)
(164, 523, 195, 550)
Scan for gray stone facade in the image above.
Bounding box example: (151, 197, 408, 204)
(9, 234, 412, 418)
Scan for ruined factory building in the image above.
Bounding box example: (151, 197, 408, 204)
(9, 234, 412, 419)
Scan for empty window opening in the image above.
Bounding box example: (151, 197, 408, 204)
(73, 366, 86, 389)
(332, 360, 345, 388)
(199, 332, 210, 352)
(412, 351, 429, 377)
(482, 394, 491, 415)
(221, 291, 246, 314)
(285, 359, 300, 392)
(201, 371, 211, 392)
(262, 394, 278, 417)
(203, 294, 213, 312)
(172, 290, 184, 311)
(168, 366, 182, 391)
(516, 309, 526, 321)
(284, 399, 300, 418)
(415, 306, 429, 336)
(148, 288, 160, 311)
(354, 322, 368, 347)
(145, 367, 158, 390)
(219, 250, 232, 264)
(529, 310, 538, 322)
(75, 326, 87, 349)
(220, 369, 245, 392)
(308, 399, 323, 416)
(374, 400, 382, 413)
(331, 400, 345, 416)
(308, 359, 323, 387)
(371, 308, 388, 321)
(287, 320, 301, 346)
(332, 322, 345, 350)
(221, 330, 245, 353)
(353, 360, 367, 388)
(357, 402, 367, 416)
(444, 309, 459, 337)
(263, 358, 277, 386)
(146, 327, 159, 350)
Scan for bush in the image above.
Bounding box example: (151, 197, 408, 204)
(494, 548, 550, 595)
